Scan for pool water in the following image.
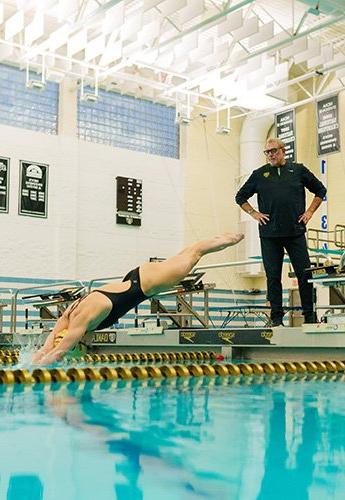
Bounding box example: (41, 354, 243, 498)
(1, 374, 345, 500)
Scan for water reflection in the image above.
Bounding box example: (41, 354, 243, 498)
(257, 389, 319, 499)
(0, 374, 345, 499)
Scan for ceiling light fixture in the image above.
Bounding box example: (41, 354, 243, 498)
(25, 60, 46, 90)
(80, 71, 99, 102)
(216, 107, 231, 135)
(175, 93, 192, 125)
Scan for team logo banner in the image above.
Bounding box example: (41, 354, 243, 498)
(19, 161, 49, 218)
(317, 95, 340, 156)
(275, 109, 296, 161)
(0, 156, 9, 213)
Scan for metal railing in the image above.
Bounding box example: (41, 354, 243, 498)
(334, 224, 345, 248)
(87, 275, 124, 293)
(308, 225, 345, 251)
(194, 258, 262, 271)
(8, 280, 85, 333)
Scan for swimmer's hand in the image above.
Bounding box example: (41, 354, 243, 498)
(31, 331, 56, 364)
(31, 349, 48, 364)
(32, 347, 64, 365)
(36, 350, 64, 365)
(34, 332, 68, 365)
(35, 324, 87, 365)
(32, 329, 67, 365)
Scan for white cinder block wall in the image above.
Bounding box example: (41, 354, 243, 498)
(0, 84, 184, 281)
(76, 140, 184, 279)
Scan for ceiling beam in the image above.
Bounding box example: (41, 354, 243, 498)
(24, 0, 126, 61)
(164, 12, 345, 96)
(158, 0, 255, 49)
(231, 86, 345, 121)
(101, 0, 255, 78)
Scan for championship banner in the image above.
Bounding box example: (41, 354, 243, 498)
(317, 95, 340, 156)
(275, 109, 296, 161)
(19, 161, 48, 218)
(0, 156, 9, 213)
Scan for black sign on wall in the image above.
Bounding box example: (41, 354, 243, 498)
(275, 109, 296, 161)
(317, 95, 340, 156)
(0, 156, 9, 213)
(19, 161, 48, 218)
(116, 176, 142, 226)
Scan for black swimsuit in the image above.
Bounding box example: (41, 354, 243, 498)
(94, 267, 148, 330)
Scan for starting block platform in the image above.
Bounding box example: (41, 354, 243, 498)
(217, 305, 303, 328)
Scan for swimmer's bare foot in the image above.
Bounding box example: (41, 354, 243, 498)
(215, 232, 244, 249)
(198, 233, 244, 256)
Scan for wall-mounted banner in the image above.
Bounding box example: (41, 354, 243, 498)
(317, 94, 340, 156)
(275, 109, 296, 161)
(19, 161, 48, 218)
(319, 159, 328, 249)
(0, 156, 9, 213)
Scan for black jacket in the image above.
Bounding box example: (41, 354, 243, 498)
(235, 162, 327, 238)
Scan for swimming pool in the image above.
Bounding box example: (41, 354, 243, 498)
(1, 373, 345, 500)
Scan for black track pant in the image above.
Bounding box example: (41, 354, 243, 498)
(260, 234, 314, 321)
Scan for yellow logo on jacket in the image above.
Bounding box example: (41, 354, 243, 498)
(263, 172, 270, 178)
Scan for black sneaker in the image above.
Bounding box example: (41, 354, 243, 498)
(304, 313, 317, 324)
(270, 319, 284, 327)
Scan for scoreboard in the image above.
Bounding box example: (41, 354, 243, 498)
(116, 176, 142, 226)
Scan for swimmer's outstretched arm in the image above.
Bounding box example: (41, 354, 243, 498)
(34, 314, 89, 365)
(32, 314, 69, 363)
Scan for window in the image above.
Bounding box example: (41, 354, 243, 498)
(0, 64, 59, 134)
(78, 89, 179, 159)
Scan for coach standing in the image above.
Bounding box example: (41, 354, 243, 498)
(235, 137, 326, 326)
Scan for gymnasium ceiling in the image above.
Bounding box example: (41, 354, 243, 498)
(0, 0, 345, 119)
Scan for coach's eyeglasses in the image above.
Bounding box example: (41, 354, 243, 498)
(263, 147, 282, 156)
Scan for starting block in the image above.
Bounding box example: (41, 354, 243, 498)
(125, 325, 164, 336)
(303, 322, 345, 334)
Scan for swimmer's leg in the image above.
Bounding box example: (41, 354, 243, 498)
(140, 233, 244, 295)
